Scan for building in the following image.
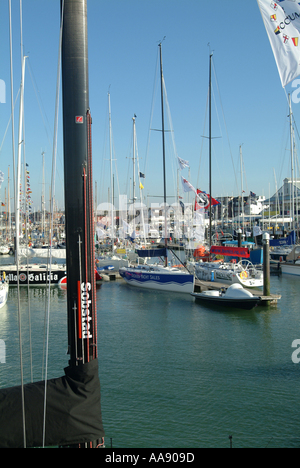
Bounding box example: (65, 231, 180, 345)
(264, 178, 300, 218)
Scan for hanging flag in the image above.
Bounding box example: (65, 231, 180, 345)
(122, 219, 130, 234)
(139, 182, 144, 190)
(178, 157, 189, 170)
(253, 225, 263, 237)
(195, 189, 220, 210)
(0, 171, 4, 189)
(257, 0, 300, 87)
(181, 176, 197, 194)
(179, 200, 185, 214)
(139, 172, 145, 178)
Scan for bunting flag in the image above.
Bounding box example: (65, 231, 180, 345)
(257, 0, 300, 87)
(181, 176, 197, 194)
(178, 157, 189, 170)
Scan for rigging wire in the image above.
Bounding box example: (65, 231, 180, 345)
(15, 0, 27, 448)
(211, 58, 239, 194)
(42, 0, 64, 447)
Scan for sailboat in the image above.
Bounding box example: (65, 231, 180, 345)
(0, 0, 104, 448)
(119, 43, 194, 294)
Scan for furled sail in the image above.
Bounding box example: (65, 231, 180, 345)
(0, 360, 104, 448)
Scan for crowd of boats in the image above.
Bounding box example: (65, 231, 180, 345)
(0, 227, 298, 311)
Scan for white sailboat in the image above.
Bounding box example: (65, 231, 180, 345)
(119, 43, 194, 294)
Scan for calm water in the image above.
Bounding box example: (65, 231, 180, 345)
(0, 266, 299, 448)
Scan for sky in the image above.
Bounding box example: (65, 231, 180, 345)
(1, 0, 300, 212)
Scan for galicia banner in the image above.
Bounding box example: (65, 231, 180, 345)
(257, 0, 300, 87)
(210, 245, 250, 258)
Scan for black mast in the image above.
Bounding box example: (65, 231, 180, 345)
(60, 0, 103, 447)
(0, 0, 104, 448)
(61, 0, 97, 368)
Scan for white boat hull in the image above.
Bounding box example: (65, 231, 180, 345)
(119, 266, 194, 294)
(280, 263, 300, 276)
(0, 282, 9, 308)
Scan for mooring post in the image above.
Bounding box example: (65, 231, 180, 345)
(263, 232, 270, 302)
(237, 229, 242, 262)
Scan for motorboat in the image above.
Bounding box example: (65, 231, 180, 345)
(192, 260, 263, 288)
(191, 283, 261, 310)
(280, 245, 300, 276)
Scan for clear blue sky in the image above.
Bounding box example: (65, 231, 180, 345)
(0, 0, 299, 211)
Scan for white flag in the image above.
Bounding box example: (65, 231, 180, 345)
(257, 0, 300, 87)
(253, 225, 263, 237)
(122, 219, 130, 233)
(181, 176, 197, 194)
(178, 157, 189, 170)
(0, 171, 4, 188)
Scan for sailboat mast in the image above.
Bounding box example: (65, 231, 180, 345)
(133, 114, 136, 235)
(159, 42, 168, 266)
(108, 92, 114, 253)
(209, 52, 213, 248)
(61, 0, 97, 368)
(289, 94, 295, 232)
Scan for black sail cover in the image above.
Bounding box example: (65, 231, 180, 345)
(0, 359, 104, 448)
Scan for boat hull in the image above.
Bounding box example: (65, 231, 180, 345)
(280, 263, 300, 276)
(0, 282, 9, 308)
(191, 293, 260, 310)
(119, 267, 194, 294)
(0, 265, 66, 286)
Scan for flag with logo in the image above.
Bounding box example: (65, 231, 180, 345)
(257, 0, 300, 87)
(195, 189, 220, 211)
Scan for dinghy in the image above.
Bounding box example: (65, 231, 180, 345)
(191, 283, 261, 310)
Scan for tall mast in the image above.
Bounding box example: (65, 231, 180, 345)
(41, 151, 45, 238)
(159, 42, 168, 266)
(61, 0, 98, 370)
(240, 145, 244, 233)
(108, 92, 114, 253)
(209, 52, 213, 248)
(289, 94, 295, 231)
(132, 114, 136, 236)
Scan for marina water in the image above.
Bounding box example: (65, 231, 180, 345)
(0, 263, 299, 448)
